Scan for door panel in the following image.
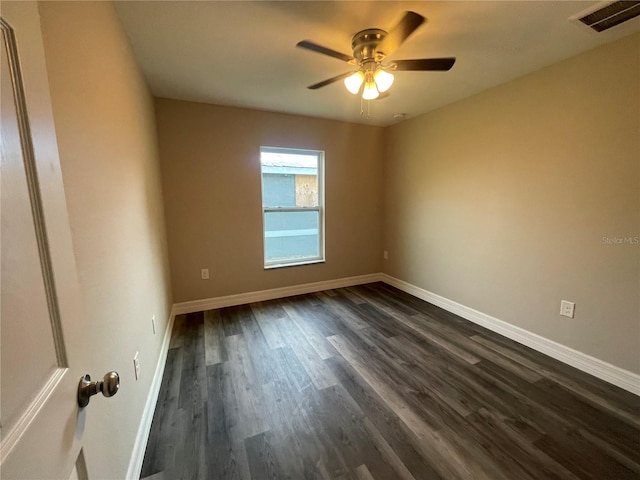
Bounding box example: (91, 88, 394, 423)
(1, 17, 60, 435)
(0, 2, 88, 478)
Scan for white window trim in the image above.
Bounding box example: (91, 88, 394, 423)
(260, 147, 325, 269)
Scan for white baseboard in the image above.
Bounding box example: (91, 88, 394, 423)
(172, 273, 383, 315)
(126, 307, 176, 480)
(381, 274, 640, 396)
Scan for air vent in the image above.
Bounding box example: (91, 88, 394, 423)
(576, 1, 640, 32)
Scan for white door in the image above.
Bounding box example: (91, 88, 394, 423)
(1, 2, 92, 478)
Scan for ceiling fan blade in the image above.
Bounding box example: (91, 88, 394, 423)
(307, 71, 354, 90)
(377, 11, 426, 57)
(393, 58, 456, 71)
(296, 40, 355, 63)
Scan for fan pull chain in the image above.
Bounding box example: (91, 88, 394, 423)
(360, 98, 373, 119)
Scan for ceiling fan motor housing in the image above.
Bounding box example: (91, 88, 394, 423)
(352, 28, 388, 64)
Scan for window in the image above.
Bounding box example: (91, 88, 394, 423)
(260, 146, 324, 268)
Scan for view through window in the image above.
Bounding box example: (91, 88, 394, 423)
(260, 147, 324, 268)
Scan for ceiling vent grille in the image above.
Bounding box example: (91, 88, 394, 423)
(576, 1, 640, 32)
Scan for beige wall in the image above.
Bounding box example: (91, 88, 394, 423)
(39, 2, 172, 478)
(383, 33, 640, 374)
(156, 99, 385, 303)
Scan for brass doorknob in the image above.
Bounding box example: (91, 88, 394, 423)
(77, 371, 120, 407)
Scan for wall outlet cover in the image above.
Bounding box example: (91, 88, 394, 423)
(560, 300, 575, 318)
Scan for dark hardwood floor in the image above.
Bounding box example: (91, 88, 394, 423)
(140, 282, 640, 480)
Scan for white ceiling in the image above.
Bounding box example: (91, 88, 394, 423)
(114, 1, 640, 126)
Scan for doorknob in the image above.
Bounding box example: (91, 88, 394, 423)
(77, 371, 120, 407)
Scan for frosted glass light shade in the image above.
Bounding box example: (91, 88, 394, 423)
(344, 71, 365, 94)
(362, 80, 379, 100)
(374, 68, 394, 92)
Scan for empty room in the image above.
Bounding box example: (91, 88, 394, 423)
(1, 1, 638, 479)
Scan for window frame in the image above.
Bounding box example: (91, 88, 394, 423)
(260, 146, 325, 269)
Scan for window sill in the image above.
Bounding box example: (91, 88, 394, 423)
(264, 259, 325, 270)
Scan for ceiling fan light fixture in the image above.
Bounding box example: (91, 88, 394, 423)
(362, 78, 379, 100)
(299, 11, 457, 110)
(344, 71, 365, 94)
(374, 68, 394, 93)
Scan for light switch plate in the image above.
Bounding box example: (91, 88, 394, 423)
(133, 352, 140, 380)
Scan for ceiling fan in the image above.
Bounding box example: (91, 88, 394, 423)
(296, 11, 456, 100)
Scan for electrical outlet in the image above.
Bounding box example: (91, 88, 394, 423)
(383, 250, 389, 260)
(133, 352, 140, 380)
(201, 268, 210, 280)
(151, 315, 156, 334)
(560, 300, 575, 318)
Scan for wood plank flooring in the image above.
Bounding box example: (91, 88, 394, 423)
(140, 282, 640, 480)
